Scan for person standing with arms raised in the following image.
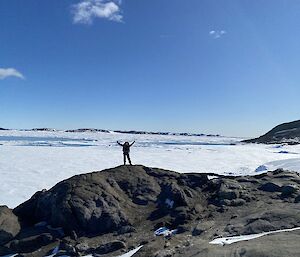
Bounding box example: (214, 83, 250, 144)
(117, 141, 135, 165)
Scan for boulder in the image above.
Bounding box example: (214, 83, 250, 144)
(259, 182, 281, 192)
(0, 206, 21, 245)
(281, 185, 298, 197)
(9, 233, 54, 253)
(242, 219, 276, 234)
(219, 189, 238, 200)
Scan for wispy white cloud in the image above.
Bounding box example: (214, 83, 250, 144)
(0, 68, 24, 80)
(209, 30, 226, 39)
(72, 0, 123, 24)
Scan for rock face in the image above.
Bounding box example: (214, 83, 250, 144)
(244, 119, 300, 144)
(0, 206, 21, 245)
(1, 166, 300, 257)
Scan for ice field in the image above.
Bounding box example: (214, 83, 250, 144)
(1, 130, 300, 208)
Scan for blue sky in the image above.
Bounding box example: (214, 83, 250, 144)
(1, 0, 300, 137)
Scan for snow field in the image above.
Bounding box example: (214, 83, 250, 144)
(1, 130, 300, 208)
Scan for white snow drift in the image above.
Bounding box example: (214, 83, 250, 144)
(210, 227, 300, 245)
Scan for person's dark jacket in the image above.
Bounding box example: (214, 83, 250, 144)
(117, 141, 135, 154)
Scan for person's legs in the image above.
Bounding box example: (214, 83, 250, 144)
(127, 154, 132, 165)
(123, 154, 126, 165)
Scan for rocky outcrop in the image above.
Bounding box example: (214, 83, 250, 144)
(1, 166, 300, 257)
(244, 119, 300, 144)
(14, 166, 208, 236)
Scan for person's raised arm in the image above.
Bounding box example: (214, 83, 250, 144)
(117, 141, 123, 146)
(130, 141, 135, 147)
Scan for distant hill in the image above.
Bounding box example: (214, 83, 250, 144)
(65, 128, 110, 133)
(65, 128, 220, 137)
(0, 127, 9, 131)
(244, 120, 300, 144)
(31, 128, 57, 132)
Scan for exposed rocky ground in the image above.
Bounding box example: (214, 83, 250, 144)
(1, 165, 300, 257)
(244, 119, 300, 144)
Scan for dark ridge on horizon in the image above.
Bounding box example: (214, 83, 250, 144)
(2, 127, 221, 137)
